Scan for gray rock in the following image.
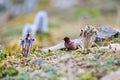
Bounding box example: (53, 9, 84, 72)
(95, 26, 119, 43)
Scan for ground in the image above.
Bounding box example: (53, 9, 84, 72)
(0, 9, 120, 80)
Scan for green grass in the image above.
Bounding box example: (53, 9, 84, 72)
(74, 7, 101, 19)
(49, 21, 61, 29)
(5, 26, 22, 37)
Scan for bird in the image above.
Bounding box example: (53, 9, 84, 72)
(63, 37, 78, 50)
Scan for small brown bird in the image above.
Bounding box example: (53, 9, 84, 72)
(63, 37, 78, 50)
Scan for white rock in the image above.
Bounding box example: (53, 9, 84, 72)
(100, 43, 120, 51)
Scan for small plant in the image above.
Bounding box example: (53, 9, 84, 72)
(105, 57, 118, 67)
(19, 33, 35, 57)
(0, 50, 5, 61)
(0, 66, 18, 78)
(5, 71, 30, 80)
(80, 25, 97, 49)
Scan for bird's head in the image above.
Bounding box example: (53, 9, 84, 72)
(63, 37, 71, 43)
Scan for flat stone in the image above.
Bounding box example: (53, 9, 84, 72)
(95, 26, 119, 43)
(97, 26, 119, 38)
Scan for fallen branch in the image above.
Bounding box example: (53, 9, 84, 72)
(41, 38, 82, 52)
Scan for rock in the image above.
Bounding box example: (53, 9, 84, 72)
(100, 70, 120, 80)
(100, 43, 120, 52)
(34, 11, 48, 33)
(95, 26, 119, 43)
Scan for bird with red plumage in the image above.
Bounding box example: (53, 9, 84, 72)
(63, 37, 78, 50)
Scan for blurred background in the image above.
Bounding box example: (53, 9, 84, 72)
(0, 0, 120, 50)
